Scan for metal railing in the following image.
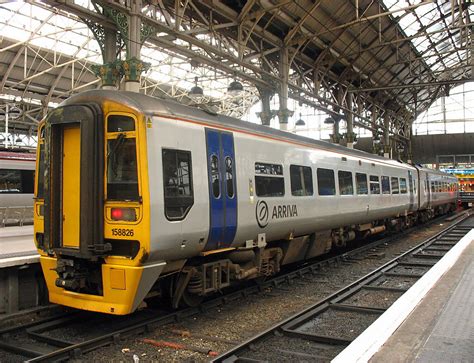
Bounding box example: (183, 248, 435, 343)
(0, 206, 34, 227)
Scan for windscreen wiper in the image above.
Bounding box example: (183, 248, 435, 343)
(107, 133, 126, 176)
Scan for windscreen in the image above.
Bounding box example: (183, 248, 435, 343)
(106, 134, 139, 201)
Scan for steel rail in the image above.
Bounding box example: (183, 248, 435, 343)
(212, 212, 473, 362)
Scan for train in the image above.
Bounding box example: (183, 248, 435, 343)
(33, 90, 458, 315)
(0, 151, 35, 208)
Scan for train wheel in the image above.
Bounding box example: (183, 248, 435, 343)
(169, 269, 205, 308)
(180, 289, 204, 308)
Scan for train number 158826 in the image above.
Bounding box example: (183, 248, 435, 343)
(111, 228, 134, 237)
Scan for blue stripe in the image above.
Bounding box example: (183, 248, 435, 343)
(205, 129, 237, 250)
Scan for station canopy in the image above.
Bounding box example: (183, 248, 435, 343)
(0, 0, 472, 144)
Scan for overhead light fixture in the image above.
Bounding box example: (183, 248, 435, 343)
(324, 116, 334, 124)
(227, 80, 244, 96)
(295, 113, 305, 127)
(188, 76, 203, 99)
(15, 136, 22, 143)
(9, 106, 22, 120)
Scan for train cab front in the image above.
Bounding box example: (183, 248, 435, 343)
(34, 99, 162, 315)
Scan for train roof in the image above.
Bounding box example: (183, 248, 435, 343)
(62, 90, 414, 169)
(416, 165, 458, 179)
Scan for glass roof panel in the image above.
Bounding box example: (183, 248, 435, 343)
(0, 1, 257, 115)
(382, 0, 471, 84)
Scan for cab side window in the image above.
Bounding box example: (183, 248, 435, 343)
(162, 149, 194, 220)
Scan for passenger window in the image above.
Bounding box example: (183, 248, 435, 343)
(162, 149, 194, 220)
(381, 176, 390, 194)
(391, 177, 399, 194)
(400, 178, 407, 193)
(255, 162, 284, 197)
(317, 168, 336, 195)
(210, 155, 220, 198)
(370, 175, 380, 194)
(225, 157, 234, 198)
(290, 165, 313, 196)
(356, 173, 368, 195)
(338, 171, 353, 195)
(431, 181, 435, 193)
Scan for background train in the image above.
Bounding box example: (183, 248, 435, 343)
(34, 90, 458, 315)
(0, 150, 35, 209)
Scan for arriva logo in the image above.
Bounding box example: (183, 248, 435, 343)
(256, 200, 298, 228)
(256, 200, 269, 228)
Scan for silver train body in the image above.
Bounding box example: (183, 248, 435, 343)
(143, 96, 458, 261)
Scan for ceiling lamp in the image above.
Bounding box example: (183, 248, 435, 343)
(295, 113, 305, 127)
(15, 136, 22, 143)
(324, 116, 334, 124)
(227, 80, 244, 96)
(188, 76, 204, 99)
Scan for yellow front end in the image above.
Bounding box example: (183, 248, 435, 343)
(34, 99, 159, 315)
(40, 257, 149, 314)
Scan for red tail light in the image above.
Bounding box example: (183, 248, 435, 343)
(111, 208, 136, 221)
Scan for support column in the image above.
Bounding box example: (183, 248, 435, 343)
(330, 119, 341, 144)
(90, 1, 151, 91)
(313, 70, 321, 96)
(277, 47, 293, 130)
(4, 104, 8, 148)
(383, 113, 391, 158)
(257, 89, 274, 126)
(345, 93, 355, 148)
(93, 29, 121, 90)
(371, 107, 381, 155)
(407, 123, 413, 164)
(124, 0, 144, 92)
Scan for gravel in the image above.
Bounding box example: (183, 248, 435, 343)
(297, 308, 380, 340)
(344, 289, 404, 309)
(243, 336, 345, 362)
(368, 275, 416, 290)
(387, 265, 431, 275)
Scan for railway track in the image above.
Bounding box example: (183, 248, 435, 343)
(212, 213, 474, 363)
(0, 212, 468, 362)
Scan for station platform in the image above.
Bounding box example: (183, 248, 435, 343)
(0, 226, 38, 268)
(370, 240, 473, 362)
(333, 218, 474, 363)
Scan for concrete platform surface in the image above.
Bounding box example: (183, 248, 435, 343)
(0, 225, 38, 267)
(371, 241, 473, 362)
